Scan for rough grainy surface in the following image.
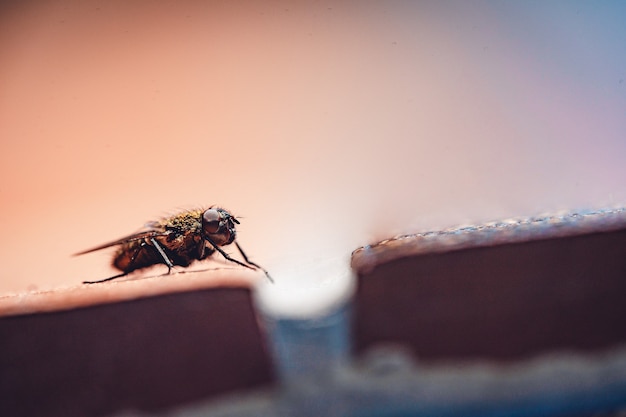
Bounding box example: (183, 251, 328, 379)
(353, 208, 626, 361)
(352, 207, 626, 274)
(0, 272, 275, 417)
(0, 268, 260, 317)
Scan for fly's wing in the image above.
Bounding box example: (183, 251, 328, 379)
(73, 228, 167, 256)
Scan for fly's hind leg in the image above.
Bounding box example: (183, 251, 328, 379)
(82, 241, 144, 284)
(83, 238, 174, 284)
(83, 271, 129, 284)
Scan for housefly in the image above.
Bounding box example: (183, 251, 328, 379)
(76, 207, 272, 284)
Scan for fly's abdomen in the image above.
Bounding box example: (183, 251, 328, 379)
(112, 240, 167, 273)
(112, 237, 197, 273)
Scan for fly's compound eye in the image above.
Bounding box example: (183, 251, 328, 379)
(202, 209, 222, 234)
(203, 208, 237, 245)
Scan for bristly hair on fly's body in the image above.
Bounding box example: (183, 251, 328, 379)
(75, 207, 273, 284)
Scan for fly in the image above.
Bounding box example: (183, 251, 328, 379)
(75, 207, 273, 284)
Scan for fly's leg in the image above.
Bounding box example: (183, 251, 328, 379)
(235, 242, 274, 283)
(150, 237, 175, 274)
(83, 271, 129, 284)
(205, 237, 256, 271)
(82, 241, 143, 284)
(234, 242, 262, 269)
(205, 237, 274, 283)
(83, 239, 146, 284)
(83, 238, 174, 284)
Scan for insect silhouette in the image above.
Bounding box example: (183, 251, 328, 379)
(75, 207, 272, 284)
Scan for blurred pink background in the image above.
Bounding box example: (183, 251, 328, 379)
(1, 1, 625, 293)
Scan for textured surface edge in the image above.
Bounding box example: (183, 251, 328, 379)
(351, 207, 626, 274)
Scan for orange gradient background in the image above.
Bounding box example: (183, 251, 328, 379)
(1, 1, 625, 293)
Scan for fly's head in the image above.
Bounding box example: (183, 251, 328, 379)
(202, 208, 238, 246)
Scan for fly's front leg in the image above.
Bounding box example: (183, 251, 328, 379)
(205, 238, 274, 283)
(205, 237, 256, 271)
(235, 242, 274, 283)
